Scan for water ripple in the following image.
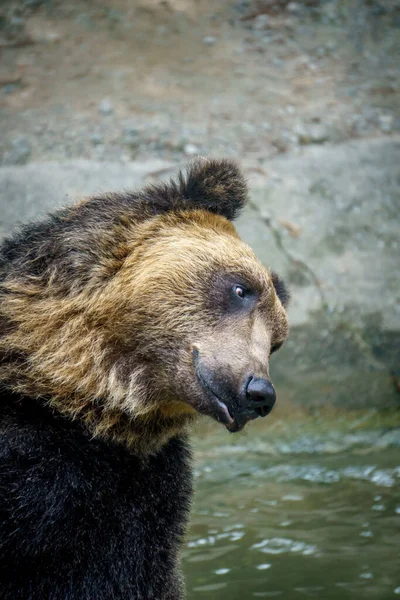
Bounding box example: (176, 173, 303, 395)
(251, 537, 317, 556)
(255, 464, 400, 487)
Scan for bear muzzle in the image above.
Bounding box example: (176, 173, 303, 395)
(192, 348, 276, 432)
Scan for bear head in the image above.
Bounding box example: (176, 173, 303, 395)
(0, 159, 289, 452)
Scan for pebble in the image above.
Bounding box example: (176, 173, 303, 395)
(3, 137, 32, 166)
(315, 46, 328, 59)
(2, 84, 19, 95)
(202, 36, 217, 46)
(378, 115, 393, 133)
(252, 15, 270, 31)
(90, 133, 103, 146)
(9, 17, 25, 30)
(99, 98, 113, 116)
(24, 0, 46, 6)
(184, 143, 200, 156)
(287, 2, 301, 13)
(295, 123, 330, 145)
(44, 31, 62, 43)
(271, 57, 284, 68)
(123, 128, 140, 148)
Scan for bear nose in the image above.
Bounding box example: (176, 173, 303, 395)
(245, 377, 276, 417)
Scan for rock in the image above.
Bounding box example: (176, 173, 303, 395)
(43, 31, 62, 43)
(280, 128, 297, 145)
(252, 14, 270, 31)
(202, 36, 217, 46)
(123, 128, 140, 149)
(3, 137, 32, 166)
(99, 98, 113, 116)
(287, 2, 301, 13)
(314, 46, 328, 58)
(242, 123, 256, 134)
(348, 114, 370, 135)
(34, 124, 45, 135)
(379, 115, 394, 133)
(184, 143, 200, 156)
(295, 123, 330, 145)
(31, 28, 62, 44)
(23, 0, 46, 6)
(90, 133, 103, 146)
(271, 57, 283, 68)
(2, 84, 19, 95)
(9, 17, 25, 31)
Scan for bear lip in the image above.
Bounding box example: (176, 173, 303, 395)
(214, 397, 236, 427)
(192, 354, 236, 429)
(196, 376, 236, 429)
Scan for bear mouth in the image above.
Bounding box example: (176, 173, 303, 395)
(192, 348, 267, 432)
(193, 359, 243, 433)
(195, 376, 271, 432)
(196, 375, 239, 431)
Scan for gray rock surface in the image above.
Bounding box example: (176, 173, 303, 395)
(0, 159, 175, 231)
(3, 136, 32, 166)
(237, 138, 400, 410)
(0, 139, 399, 410)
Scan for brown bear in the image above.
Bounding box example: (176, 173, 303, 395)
(0, 159, 289, 599)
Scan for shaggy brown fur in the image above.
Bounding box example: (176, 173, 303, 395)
(0, 159, 289, 453)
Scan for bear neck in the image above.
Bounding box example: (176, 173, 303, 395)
(2, 382, 196, 455)
(62, 398, 197, 455)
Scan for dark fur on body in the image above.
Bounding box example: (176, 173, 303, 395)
(0, 159, 289, 598)
(0, 391, 191, 600)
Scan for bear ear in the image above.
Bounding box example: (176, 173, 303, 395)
(178, 158, 248, 220)
(140, 158, 248, 221)
(271, 271, 290, 308)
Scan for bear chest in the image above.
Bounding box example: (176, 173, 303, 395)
(1, 397, 193, 599)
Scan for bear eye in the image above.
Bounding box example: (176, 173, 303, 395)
(233, 285, 246, 299)
(226, 282, 256, 313)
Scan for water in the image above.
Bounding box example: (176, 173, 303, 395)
(183, 417, 400, 599)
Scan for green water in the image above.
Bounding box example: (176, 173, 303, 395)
(183, 417, 400, 599)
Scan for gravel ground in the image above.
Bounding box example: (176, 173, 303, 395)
(0, 0, 399, 167)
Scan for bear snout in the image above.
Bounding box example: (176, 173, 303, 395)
(192, 347, 276, 432)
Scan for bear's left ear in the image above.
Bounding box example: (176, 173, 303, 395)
(140, 158, 248, 221)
